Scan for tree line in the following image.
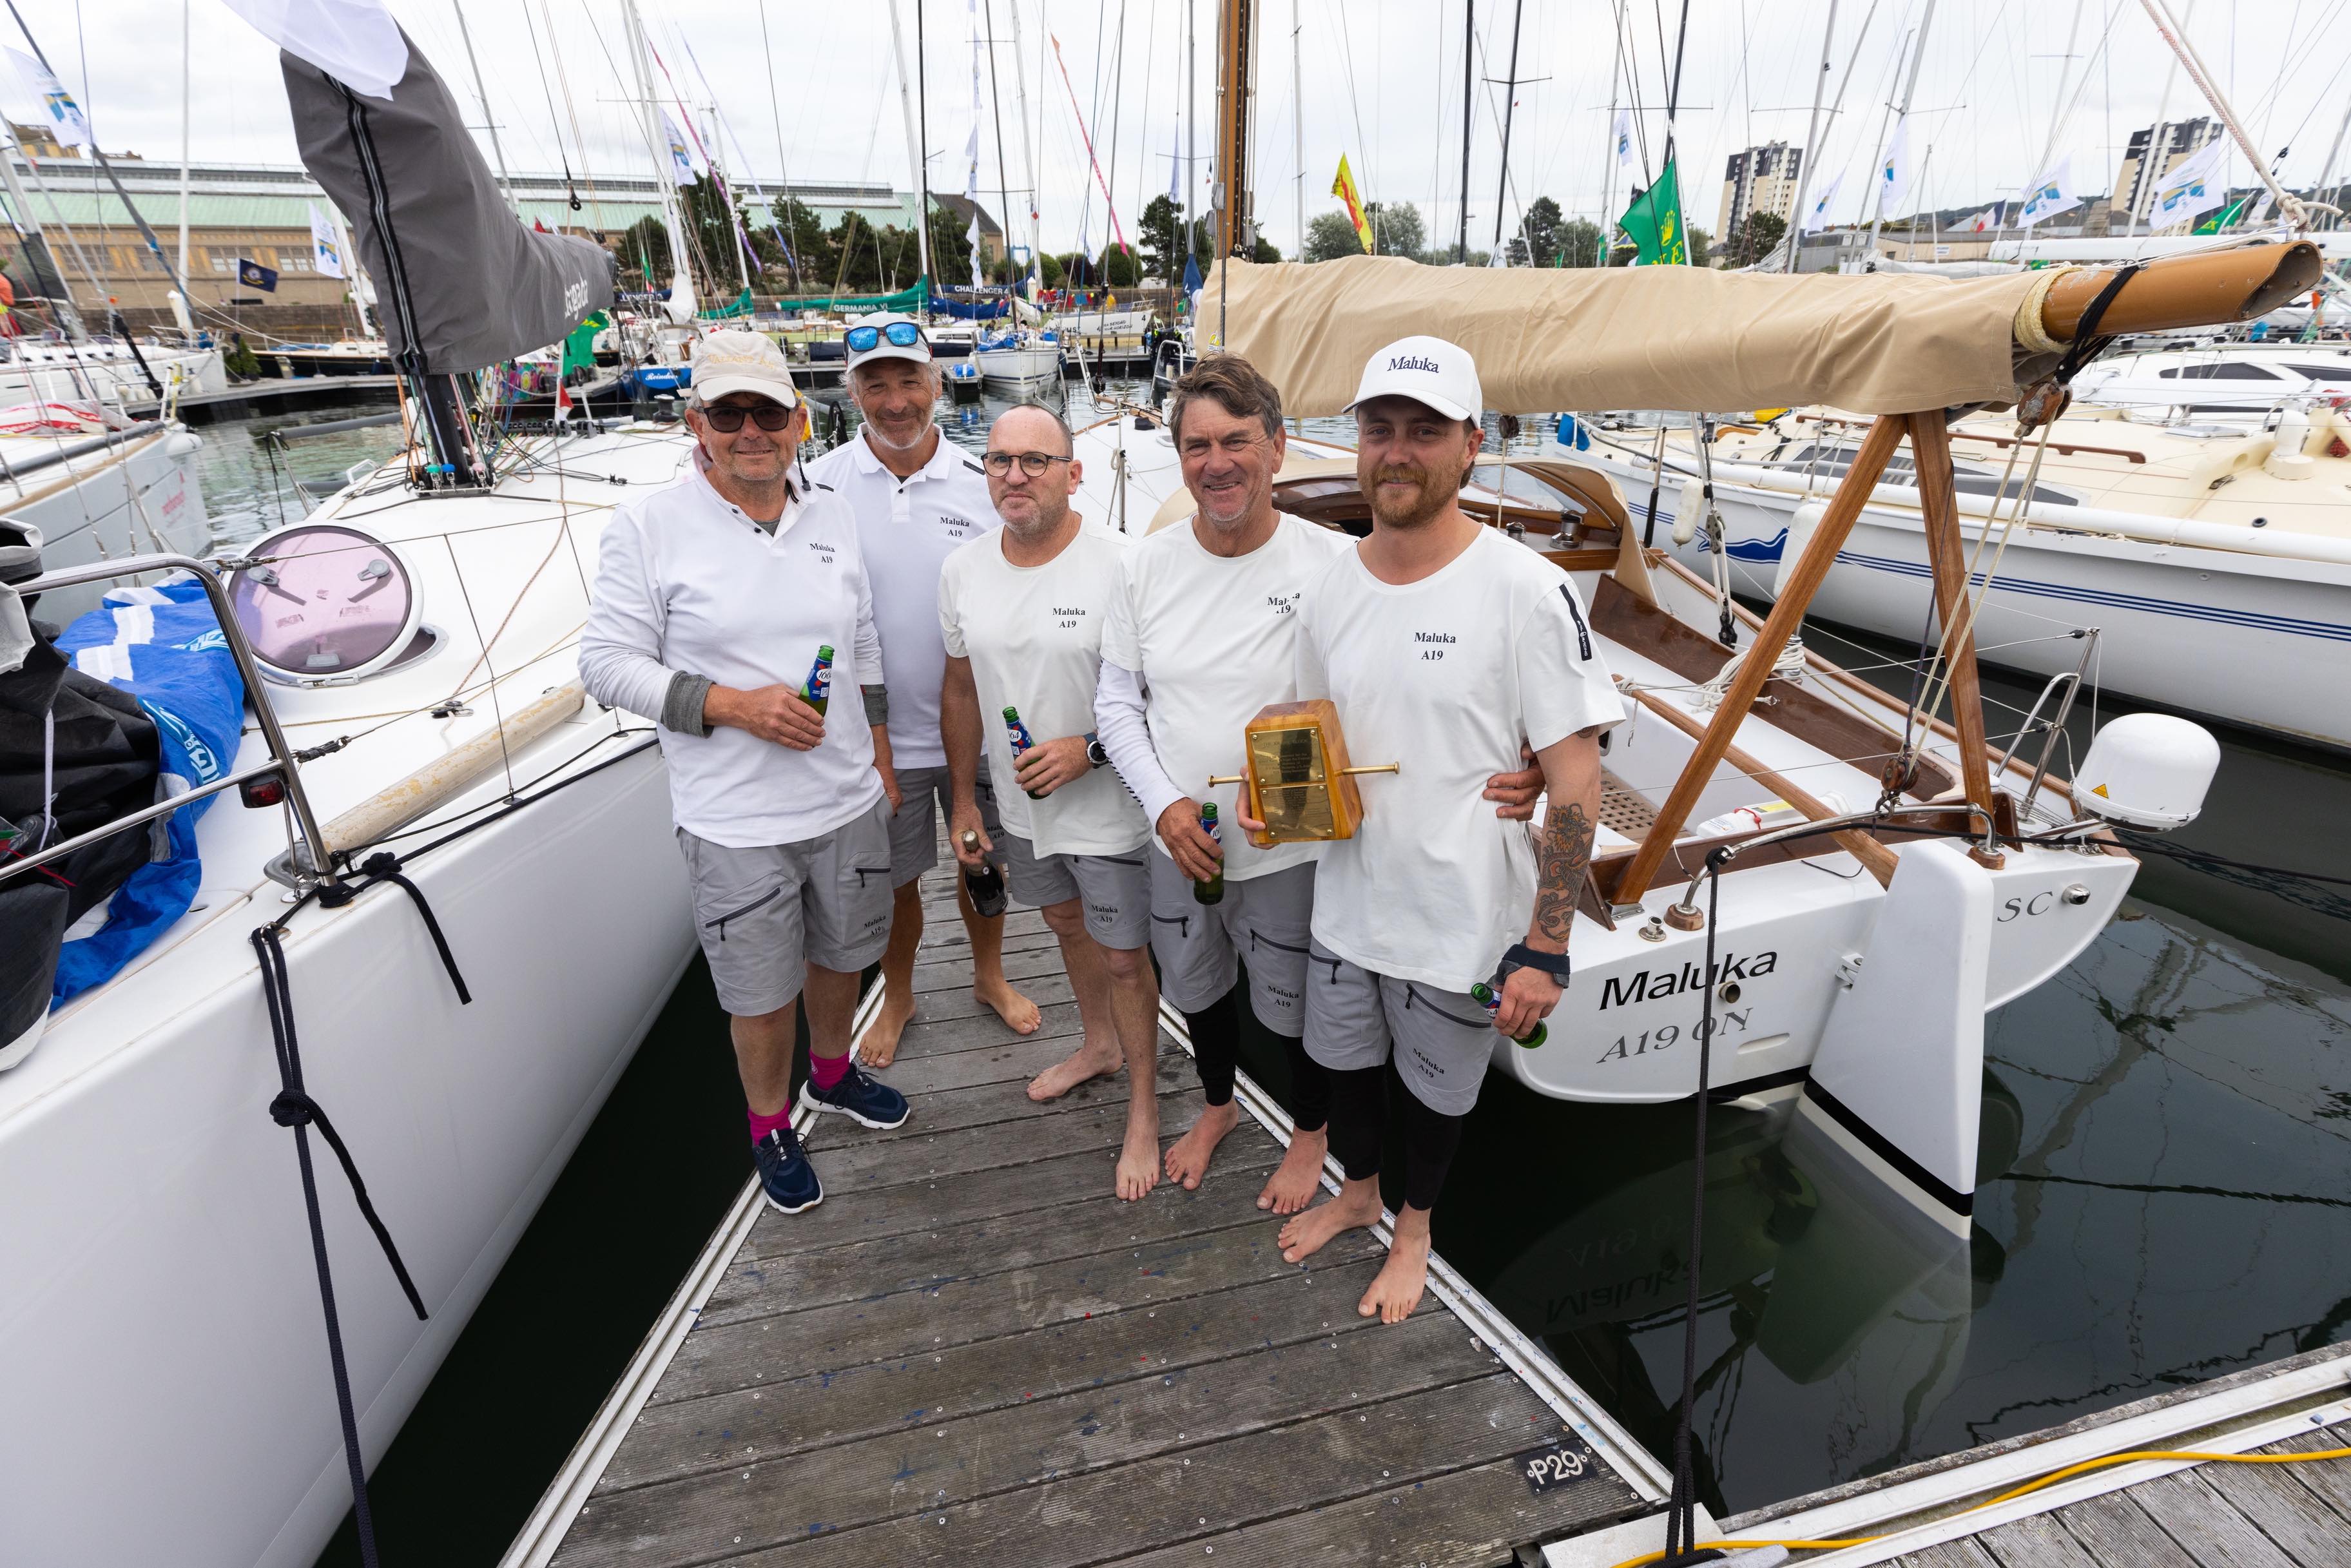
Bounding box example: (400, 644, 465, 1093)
(1299, 195, 1784, 269)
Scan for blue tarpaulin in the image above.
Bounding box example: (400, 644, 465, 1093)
(50, 579, 245, 1003)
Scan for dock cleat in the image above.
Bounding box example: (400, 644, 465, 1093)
(798, 1061, 911, 1130)
(752, 1125, 823, 1214)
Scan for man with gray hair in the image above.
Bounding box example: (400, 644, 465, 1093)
(808, 314, 1041, 1069)
(581, 328, 911, 1219)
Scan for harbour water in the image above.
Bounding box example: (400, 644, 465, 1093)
(202, 390, 2349, 1562)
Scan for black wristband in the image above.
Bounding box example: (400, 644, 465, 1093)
(1497, 942, 1571, 986)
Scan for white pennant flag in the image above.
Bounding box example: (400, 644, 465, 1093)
(5, 48, 92, 150)
(2148, 136, 2228, 228)
(1874, 118, 1910, 221)
(1612, 108, 1634, 169)
(1800, 169, 1845, 234)
(307, 202, 346, 278)
(2017, 153, 2082, 228)
(661, 110, 701, 185)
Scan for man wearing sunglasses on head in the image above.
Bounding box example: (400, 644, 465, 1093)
(806, 314, 1042, 1070)
(939, 406, 1164, 1201)
(582, 329, 909, 1219)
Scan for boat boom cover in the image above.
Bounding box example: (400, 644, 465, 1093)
(280, 28, 614, 375)
(1199, 255, 2063, 418)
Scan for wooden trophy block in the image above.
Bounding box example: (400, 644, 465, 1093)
(1242, 699, 1366, 848)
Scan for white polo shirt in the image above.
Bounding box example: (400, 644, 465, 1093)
(938, 522, 1150, 858)
(1099, 514, 1351, 881)
(804, 430, 999, 769)
(1295, 527, 1623, 992)
(579, 461, 885, 848)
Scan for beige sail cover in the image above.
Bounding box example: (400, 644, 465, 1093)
(1198, 255, 2058, 418)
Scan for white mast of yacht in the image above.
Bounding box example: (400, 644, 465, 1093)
(1006, 0, 1042, 298)
(621, 0, 695, 322)
(1863, 0, 1935, 257)
(888, 0, 932, 305)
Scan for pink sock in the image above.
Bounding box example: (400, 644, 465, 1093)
(747, 1105, 793, 1144)
(808, 1051, 853, 1092)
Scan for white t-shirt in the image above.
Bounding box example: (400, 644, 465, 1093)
(1295, 527, 1623, 991)
(938, 523, 1150, 857)
(579, 465, 885, 848)
(804, 431, 998, 769)
(1100, 514, 1351, 880)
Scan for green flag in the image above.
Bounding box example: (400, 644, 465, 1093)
(1618, 158, 1689, 266)
(2193, 195, 2251, 235)
(560, 311, 609, 380)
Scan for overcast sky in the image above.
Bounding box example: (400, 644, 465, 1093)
(41, 1, 2351, 253)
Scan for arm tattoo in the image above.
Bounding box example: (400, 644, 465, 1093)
(1533, 800, 1596, 945)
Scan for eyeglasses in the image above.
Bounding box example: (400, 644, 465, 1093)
(982, 450, 1073, 478)
(845, 321, 926, 354)
(701, 402, 796, 432)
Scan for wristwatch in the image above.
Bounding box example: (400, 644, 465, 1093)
(1495, 942, 1571, 988)
(1084, 731, 1111, 768)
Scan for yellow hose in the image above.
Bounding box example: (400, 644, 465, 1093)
(1607, 1444, 2351, 1568)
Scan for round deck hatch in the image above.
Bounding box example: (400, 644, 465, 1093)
(227, 523, 423, 682)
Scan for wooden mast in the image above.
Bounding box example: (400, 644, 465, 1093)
(1213, 0, 1254, 258)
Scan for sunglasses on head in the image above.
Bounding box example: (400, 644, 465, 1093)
(701, 402, 796, 432)
(845, 320, 926, 354)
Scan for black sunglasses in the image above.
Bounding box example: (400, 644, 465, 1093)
(845, 321, 926, 354)
(982, 450, 1073, 477)
(701, 402, 796, 432)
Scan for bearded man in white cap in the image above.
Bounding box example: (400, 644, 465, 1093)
(582, 328, 911, 1219)
(806, 313, 1041, 1068)
(1254, 335, 1621, 1324)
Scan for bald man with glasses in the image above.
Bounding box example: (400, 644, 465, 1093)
(939, 405, 1165, 1202)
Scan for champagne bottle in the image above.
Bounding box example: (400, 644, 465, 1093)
(1002, 704, 1045, 799)
(960, 829, 1008, 917)
(802, 643, 835, 716)
(1194, 802, 1225, 905)
(1471, 980, 1548, 1049)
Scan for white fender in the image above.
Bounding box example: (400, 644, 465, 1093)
(1797, 839, 1993, 1236)
(1771, 499, 1828, 599)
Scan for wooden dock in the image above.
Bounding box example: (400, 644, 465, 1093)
(506, 855, 1662, 1567)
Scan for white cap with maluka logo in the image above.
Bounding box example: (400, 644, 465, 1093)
(691, 328, 800, 408)
(1342, 334, 1484, 423)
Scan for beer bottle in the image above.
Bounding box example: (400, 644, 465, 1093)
(960, 828, 1008, 916)
(1194, 802, 1225, 905)
(1002, 704, 1045, 799)
(1470, 980, 1548, 1049)
(801, 644, 836, 716)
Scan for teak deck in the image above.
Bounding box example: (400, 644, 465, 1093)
(537, 858, 1650, 1567)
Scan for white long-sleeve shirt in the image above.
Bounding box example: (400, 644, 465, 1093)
(579, 461, 885, 847)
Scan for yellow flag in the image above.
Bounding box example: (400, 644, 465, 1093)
(1331, 155, 1375, 253)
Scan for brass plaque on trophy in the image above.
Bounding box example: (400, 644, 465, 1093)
(1210, 700, 1398, 847)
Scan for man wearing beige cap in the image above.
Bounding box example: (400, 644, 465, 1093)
(1255, 334, 1621, 1324)
(582, 329, 912, 1217)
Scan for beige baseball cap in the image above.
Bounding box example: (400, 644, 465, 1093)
(692, 329, 800, 407)
(1342, 334, 1484, 423)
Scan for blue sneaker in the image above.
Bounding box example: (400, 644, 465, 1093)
(752, 1125, 822, 1214)
(798, 1061, 910, 1130)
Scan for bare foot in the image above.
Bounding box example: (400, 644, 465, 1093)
(1116, 1110, 1161, 1201)
(1278, 1178, 1383, 1264)
(860, 989, 916, 1069)
(1257, 1125, 1328, 1215)
(973, 975, 1041, 1035)
(1164, 1099, 1240, 1190)
(1027, 1038, 1121, 1102)
(1360, 1219, 1432, 1324)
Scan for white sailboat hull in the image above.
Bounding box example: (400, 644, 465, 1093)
(973, 343, 1064, 391)
(0, 343, 227, 403)
(10, 425, 211, 622)
(1669, 481, 2351, 752)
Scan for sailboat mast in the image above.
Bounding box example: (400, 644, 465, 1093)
(1489, 0, 1523, 255)
(983, 0, 1015, 293)
(1006, 0, 1040, 288)
(0, 130, 79, 339)
(1781, 0, 1835, 272)
(1213, 0, 1254, 259)
(1456, 0, 1473, 263)
(622, 0, 693, 318)
(1865, 0, 1935, 256)
(1599, 0, 1625, 253)
(918, 0, 933, 300)
(1292, 0, 1302, 260)
(888, 0, 933, 301)
(179, 0, 191, 328)
(450, 1, 516, 215)
(1187, 0, 1198, 267)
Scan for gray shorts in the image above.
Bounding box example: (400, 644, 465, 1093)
(886, 766, 1001, 887)
(1146, 855, 1316, 1036)
(1301, 940, 1496, 1117)
(677, 799, 895, 1016)
(1000, 831, 1150, 950)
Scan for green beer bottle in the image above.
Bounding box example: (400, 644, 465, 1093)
(801, 643, 835, 716)
(1471, 980, 1547, 1049)
(1003, 705, 1046, 799)
(1194, 802, 1225, 905)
